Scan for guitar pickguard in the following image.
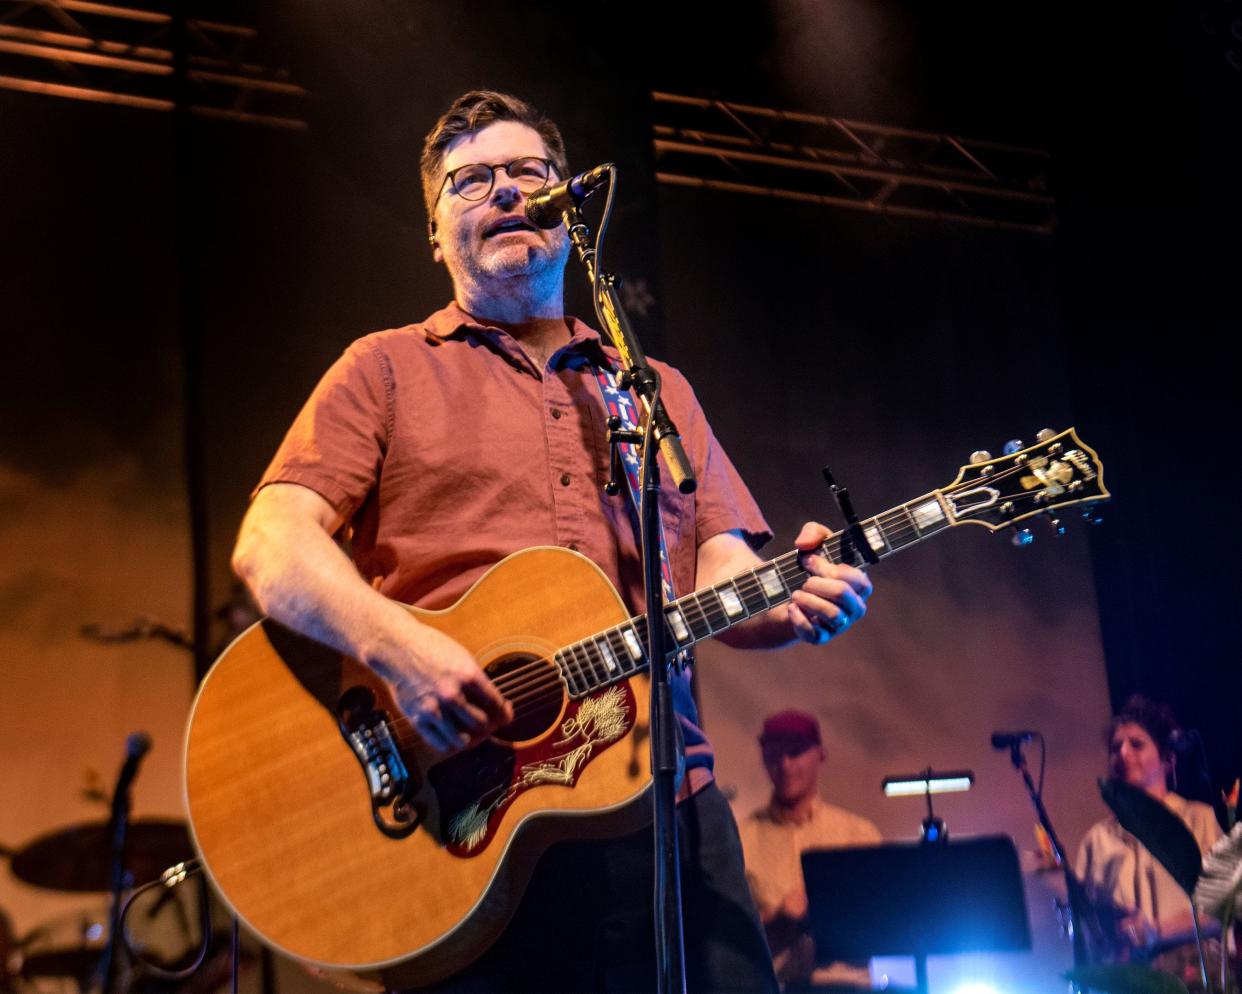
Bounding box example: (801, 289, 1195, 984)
(429, 684, 636, 856)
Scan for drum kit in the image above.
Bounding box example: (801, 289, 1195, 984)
(0, 606, 268, 993)
(1, 601, 276, 994)
(0, 819, 220, 993)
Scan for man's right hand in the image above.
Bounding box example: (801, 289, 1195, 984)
(779, 886, 809, 923)
(370, 622, 514, 756)
(233, 483, 514, 759)
(1116, 908, 1156, 952)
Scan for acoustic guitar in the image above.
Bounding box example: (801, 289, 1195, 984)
(183, 428, 1107, 987)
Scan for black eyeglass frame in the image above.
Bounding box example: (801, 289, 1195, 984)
(436, 156, 558, 204)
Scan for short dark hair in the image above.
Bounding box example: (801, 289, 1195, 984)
(1109, 694, 1179, 760)
(420, 90, 569, 218)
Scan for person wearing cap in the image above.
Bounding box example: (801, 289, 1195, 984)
(739, 710, 882, 991)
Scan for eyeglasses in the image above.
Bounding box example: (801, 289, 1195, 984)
(438, 156, 555, 203)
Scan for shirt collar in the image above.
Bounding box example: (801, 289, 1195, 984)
(422, 300, 619, 371)
(765, 795, 823, 827)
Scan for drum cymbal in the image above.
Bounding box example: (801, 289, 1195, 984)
(20, 946, 101, 980)
(11, 819, 191, 892)
(16, 905, 107, 983)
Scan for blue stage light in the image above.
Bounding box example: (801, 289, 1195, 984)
(949, 983, 1003, 994)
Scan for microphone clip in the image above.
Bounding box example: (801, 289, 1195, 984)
(525, 163, 613, 229)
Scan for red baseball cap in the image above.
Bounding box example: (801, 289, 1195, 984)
(758, 709, 822, 748)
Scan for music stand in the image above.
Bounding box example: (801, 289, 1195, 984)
(801, 835, 1031, 994)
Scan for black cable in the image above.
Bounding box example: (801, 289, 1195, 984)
(118, 859, 213, 981)
(589, 164, 619, 335)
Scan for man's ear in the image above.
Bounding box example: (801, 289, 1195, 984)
(428, 220, 442, 263)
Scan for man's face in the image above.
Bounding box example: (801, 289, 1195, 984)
(430, 120, 570, 291)
(1109, 721, 1168, 794)
(761, 739, 825, 806)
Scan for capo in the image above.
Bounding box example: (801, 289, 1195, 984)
(822, 467, 879, 566)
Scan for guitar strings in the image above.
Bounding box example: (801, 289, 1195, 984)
(490, 657, 557, 690)
(504, 504, 950, 706)
(492, 468, 1008, 701)
(508, 684, 562, 708)
(453, 462, 1080, 728)
(817, 461, 1057, 563)
(503, 677, 563, 706)
(493, 675, 555, 702)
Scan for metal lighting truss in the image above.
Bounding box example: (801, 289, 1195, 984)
(0, 0, 305, 129)
(652, 91, 1054, 234)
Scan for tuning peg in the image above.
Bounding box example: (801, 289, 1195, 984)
(1046, 513, 1066, 537)
(1002, 439, 1025, 456)
(1011, 527, 1034, 547)
(1035, 428, 1057, 443)
(969, 450, 992, 464)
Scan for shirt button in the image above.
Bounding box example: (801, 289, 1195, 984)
(551, 408, 563, 419)
(560, 473, 571, 486)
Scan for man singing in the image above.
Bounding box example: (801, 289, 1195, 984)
(232, 90, 873, 992)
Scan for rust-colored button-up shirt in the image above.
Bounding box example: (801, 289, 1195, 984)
(257, 302, 773, 786)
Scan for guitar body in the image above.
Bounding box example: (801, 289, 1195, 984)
(183, 546, 652, 986)
(183, 428, 1109, 988)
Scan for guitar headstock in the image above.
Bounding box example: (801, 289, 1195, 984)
(941, 428, 1108, 535)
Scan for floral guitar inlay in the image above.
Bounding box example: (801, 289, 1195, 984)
(429, 684, 635, 856)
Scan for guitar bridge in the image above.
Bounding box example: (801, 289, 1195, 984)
(338, 687, 421, 838)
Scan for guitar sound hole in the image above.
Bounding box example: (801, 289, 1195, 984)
(488, 653, 564, 744)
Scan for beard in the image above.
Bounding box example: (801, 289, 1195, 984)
(440, 220, 573, 320)
(452, 227, 571, 286)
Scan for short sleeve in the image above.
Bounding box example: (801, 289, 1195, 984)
(659, 364, 773, 553)
(1185, 801, 1223, 854)
(1073, 836, 1089, 883)
(857, 815, 883, 844)
(254, 338, 392, 519)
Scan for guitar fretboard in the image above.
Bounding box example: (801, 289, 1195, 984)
(554, 491, 953, 697)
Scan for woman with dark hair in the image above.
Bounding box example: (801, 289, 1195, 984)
(1074, 695, 1222, 972)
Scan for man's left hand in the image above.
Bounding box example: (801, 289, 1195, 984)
(788, 521, 873, 644)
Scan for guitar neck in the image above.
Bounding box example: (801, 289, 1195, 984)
(555, 490, 954, 698)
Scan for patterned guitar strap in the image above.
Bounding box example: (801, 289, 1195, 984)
(590, 363, 693, 673)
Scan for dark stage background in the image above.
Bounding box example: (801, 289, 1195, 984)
(2, 3, 1238, 991)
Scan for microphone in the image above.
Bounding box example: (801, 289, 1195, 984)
(126, 730, 153, 759)
(524, 162, 612, 229)
(116, 731, 152, 795)
(991, 730, 1037, 750)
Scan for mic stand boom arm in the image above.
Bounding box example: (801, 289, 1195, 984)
(563, 202, 696, 495)
(562, 195, 693, 994)
(1003, 741, 1096, 983)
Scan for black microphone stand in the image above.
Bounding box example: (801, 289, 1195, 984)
(560, 173, 696, 994)
(95, 731, 151, 993)
(1002, 738, 1095, 988)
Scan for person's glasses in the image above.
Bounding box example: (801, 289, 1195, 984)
(440, 157, 554, 203)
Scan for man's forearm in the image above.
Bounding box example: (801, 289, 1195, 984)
(695, 526, 869, 651)
(697, 530, 799, 650)
(231, 490, 420, 674)
(715, 605, 799, 651)
(231, 484, 513, 750)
